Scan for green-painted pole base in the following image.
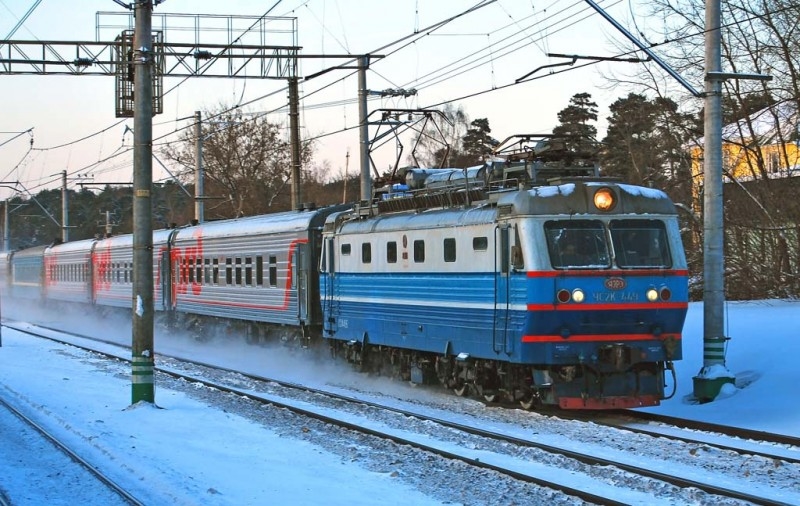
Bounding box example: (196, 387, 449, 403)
(131, 356, 155, 404)
(132, 383, 155, 404)
(692, 375, 734, 403)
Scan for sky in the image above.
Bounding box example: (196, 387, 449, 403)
(0, 298, 798, 504)
(0, 0, 694, 201)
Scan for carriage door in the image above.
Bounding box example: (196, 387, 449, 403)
(493, 225, 511, 355)
(295, 242, 309, 323)
(321, 237, 338, 335)
(159, 250, 172, 311)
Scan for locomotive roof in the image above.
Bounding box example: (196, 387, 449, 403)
(331, 180, 677, 234)
(493, 181, 677, 216)
(329, 205, 498, 234)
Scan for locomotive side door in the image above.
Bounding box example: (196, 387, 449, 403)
(320, 236, 338, 335)
(493, 225, 511, 355)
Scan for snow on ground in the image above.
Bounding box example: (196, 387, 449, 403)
(0, 328, 448, 505)
(645, 299, 800, 436)
(0, 298, 798, 504)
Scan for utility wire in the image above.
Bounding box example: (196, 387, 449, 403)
(30, 120, 126, 151)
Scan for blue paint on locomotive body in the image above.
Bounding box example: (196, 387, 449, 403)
(321, 269, 528, 359)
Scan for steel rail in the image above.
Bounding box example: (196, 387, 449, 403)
(0, 395, 144, 506)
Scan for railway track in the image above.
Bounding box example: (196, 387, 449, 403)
(0, 394, 144, 506)
(6, 320, 800, 506)
(582, 410, 800, 463)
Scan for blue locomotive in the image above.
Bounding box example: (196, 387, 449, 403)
(3, 135, 687, 409)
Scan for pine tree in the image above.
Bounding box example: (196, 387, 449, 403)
(458, 118, 499, 166)
(552, 92, 598, 155)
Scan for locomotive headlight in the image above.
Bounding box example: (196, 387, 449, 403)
(572, 288, 585, 303)
(593, 187, 616, 211)
(646, 288, 659, 302)
(660, 286, 672, 301)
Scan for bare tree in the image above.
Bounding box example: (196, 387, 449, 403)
(410, 103, 470, 168)
(161, 104, 316, 218)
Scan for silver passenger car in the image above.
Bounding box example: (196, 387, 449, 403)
(169, 207, 344, 329)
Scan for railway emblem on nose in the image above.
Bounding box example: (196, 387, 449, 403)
(604, 277, 626, 290)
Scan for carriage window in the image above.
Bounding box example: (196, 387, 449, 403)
(204, 259, 211, 285)
(362, 243, 371, 264)
(341, 243, 351, 255)
(610, 219, 672, 268)
(235, 257, 243, 286)
(225, 258, 233, 285)
(473, 237, 488, 251)
(545, 220, 610, 269)
(414, 240, 425, 263)
(269, 256, 277, 287)
(212, 259, 219, 285)
(387, 241, 397, 263)
(245, 256, 253, 286)
(256, 256, 263, 286)
(443, 238, 456, 263)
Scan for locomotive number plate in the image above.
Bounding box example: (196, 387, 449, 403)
(604, 277, 626, 290)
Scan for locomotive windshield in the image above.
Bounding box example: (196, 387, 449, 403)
(609, 219, 672, 268)
(545, 220, 610, 269)
(545, 218, 672, 269)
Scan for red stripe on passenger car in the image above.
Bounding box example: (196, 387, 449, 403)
(172, 238, 306, 312)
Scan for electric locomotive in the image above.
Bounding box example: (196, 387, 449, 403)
(320, 135, 687, 409)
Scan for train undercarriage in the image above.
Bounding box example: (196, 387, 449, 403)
(330, 339, 676, 410)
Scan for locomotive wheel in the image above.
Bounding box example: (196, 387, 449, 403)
(519, 393, 537, 410)
(453, 382, 469, 397)
(482, 392, 499, 403)
(476, 384, 498, 403)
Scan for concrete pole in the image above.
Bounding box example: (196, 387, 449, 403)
(4, 199, 9, 251)
(288, 77, 302, 210)
(194, 110, 204, 223)
(105, 210, 113, 237)
(694, 0, 734, 402)
(131, 0, 155, 405)
(358, 55, 371, 202)
(61, 170, 69, 243)
(1, 199, 5, 345)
